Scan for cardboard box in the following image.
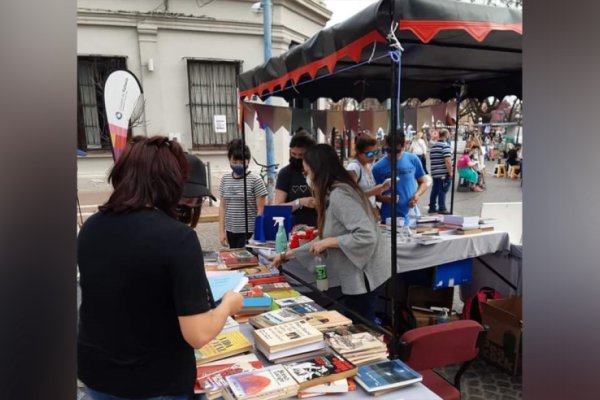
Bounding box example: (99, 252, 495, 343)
(480, 297, 522, 375)
(413, 310, 460, 328)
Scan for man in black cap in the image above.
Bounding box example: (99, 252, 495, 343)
(177, 153, 217, 228)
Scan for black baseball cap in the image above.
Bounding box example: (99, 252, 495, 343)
(182, 153, 216, 201)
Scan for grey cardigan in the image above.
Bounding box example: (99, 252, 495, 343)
(291, 182, 392, 295)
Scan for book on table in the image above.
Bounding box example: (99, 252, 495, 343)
(282, 353, 357, 390)
(253, 282, 291, 292)
(219, 249, 259, 269)
(297, 378, 355, 398)
(238, 265, 280, 280)
(287, 302, 326, 315)
(253, 319, 324, 353)
(238, 296, 273, 315)
(220, 316, 240, 334)
(326, 332, 388, 366)
(274, 295, 315, 308)
(195, 330, 253, 365)
(327, 324, 386, 342)
(248, 308, 304, 329)
(304, 310, 353, 331)
(224, 365, 299, 400)
(265, 289, 302, 300)
(195, 353, 264, 398)
(442, 214, 480, 227)
(353, 359, 423, 394)
(255, 340, 327, 363)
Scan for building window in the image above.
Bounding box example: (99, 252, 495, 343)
(188, 60, 240, 148)
(77, 56, 127, 151)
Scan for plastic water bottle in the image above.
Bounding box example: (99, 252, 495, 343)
(399, 215, 414, 243)
(314, 256, 328, 291)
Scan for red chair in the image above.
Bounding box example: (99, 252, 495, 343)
(399, 320, 486, 400)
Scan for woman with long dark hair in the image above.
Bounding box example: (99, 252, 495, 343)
(78, 136, 243, 400)
(271, 144, 391, 322)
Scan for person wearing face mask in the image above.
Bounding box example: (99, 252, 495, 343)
(219, 139, 267, 248)
(176, 153, 217, 228)
(372, 131, 428, 223)
(271, 144, 391, 322)
(274, 130, 317, 227)
(346, 134, 391, 221)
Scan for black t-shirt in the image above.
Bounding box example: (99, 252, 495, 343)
(507, 149, 520, 165)
(77, 209, 212, 398)
(275, 164, 317, 227)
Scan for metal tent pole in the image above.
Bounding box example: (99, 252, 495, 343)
(449, 84, 464, 215)
(388, 0, 399, 360)
(241, 102, 249, 243)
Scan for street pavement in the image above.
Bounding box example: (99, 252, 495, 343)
(77, 167, 523, 252)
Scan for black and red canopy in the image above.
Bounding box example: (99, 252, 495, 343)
(239, 0, 522, 102)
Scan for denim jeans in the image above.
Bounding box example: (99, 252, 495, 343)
(85, 387, 195, 400)
(429, 177, 450, 211)
(344, 290, 378, 323)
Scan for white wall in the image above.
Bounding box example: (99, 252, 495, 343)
(77, 0, 331, 193)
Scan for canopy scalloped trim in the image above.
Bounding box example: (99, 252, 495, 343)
(239, 20, 522, 99)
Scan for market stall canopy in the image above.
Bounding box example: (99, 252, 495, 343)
(239, 0, 521, 103)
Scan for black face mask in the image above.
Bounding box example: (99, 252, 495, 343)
(176, 204, 193, 224)
(289, 157, 303, 169)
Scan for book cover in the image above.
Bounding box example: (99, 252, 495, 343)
(326, 332, 386, 355)
(196, 354, 264, 398)
(226, 365, 298, 399)
(239, 265, 280, 279)
(297, 378, 350, 398)
(203, 251, 220, 263)
(328, 324, 385, 342)
(304, 311, 352, 331)
(194, 330, 253, 365)
(283, 354, 357, 389)
(266, 289, 302, 300)
(275, 295, 314, 308)
(288, 302, 326, 315)
(220, 316, 240, 334)
(248, 275, 287, 285)
(242, 296, 273, 309)
(207, 272, 248, 302)
(255, 340, 327, 362)
(354, 359, 423, 393)
(219, 250, 259, 269)
(253, 320, 324, 352)
(254, 282, 292, 292)
(249, 308, 304, 329)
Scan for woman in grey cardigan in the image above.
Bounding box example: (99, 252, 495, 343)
(271, 144, 391, 321)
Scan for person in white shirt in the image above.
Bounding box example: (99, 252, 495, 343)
(346, 134, 391, 216)
(409, 131, 429, 174)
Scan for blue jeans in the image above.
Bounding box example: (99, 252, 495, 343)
(344, 290, 378, 323)
(429, 177, 450, 211)
(85, 387, 195, 400)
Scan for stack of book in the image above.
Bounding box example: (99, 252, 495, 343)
(479, 217, 498, 231)
(239, 265, 281, 280)
(304, 311, 352, 332)
(265, 289, 303, 302)
(219, 249, 260, 269)
(248, 308, 304, 329)
(195, 330, 253, 365)
(223, 365, 299, 400)
(353, 359, 423, 396)
(327, 324, 386, 343)
(287, 302, 326, 315)
(282, 353, 357, 391)
(253, 320, 326, 363)
(234, 296, 274, 322)
(442, 214, 482, 234)
(297, 378, 356, 398)
(194, 353, 264, 399)
(326, 332, 388, 366)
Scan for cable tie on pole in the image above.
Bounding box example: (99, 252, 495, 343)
(367, 42, 377, 63)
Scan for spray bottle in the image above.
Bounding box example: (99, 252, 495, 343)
(273, 217, 288, 253)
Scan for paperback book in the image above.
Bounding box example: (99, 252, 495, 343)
(195, 353, 264, 399)
(255, 340, 327, 363)
(225, 365, 299, 400)
(253, 319, 324, 353)
(274, 295, 314, 308)
(304, 311, 353, 331)
(287, 302, 326, 315)
(354, 359, 423, 394)
(297, 378, 355, 398)
(194, 330, 253, 365)
(265, 289, 302, 300)
(282, 353, 357, 390)
(219, 249, 259, 269)
(249, 308, 304, 329)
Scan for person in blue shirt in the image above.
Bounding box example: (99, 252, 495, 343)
(372, 131, 428, 223)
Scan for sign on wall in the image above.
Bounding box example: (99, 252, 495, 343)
(214, 115, 227, 133)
